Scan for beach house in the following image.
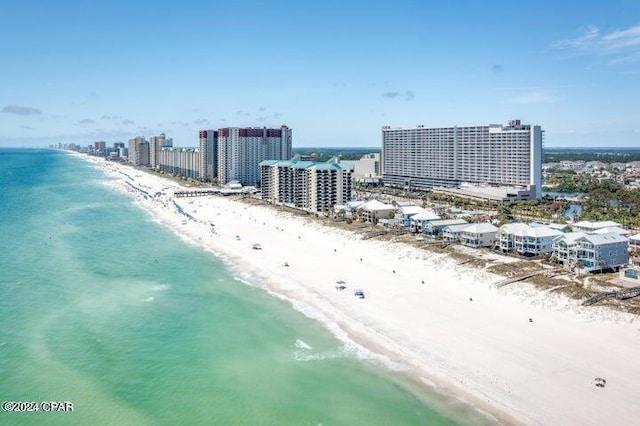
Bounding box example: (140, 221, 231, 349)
(397, 205, 429, 228)
(459, 222, 498, 248)
(408, 210, 441, 233)
(442, 223, 472, 243)
(513, 226, 563, 256)
(357, 200, 395, 224)
(629, 233, 640, 249)
(552, 232, 587, 267)
(591, 226, 630, 237)
(571, 220, 623, 233)
(495, 223, 530, 252)
(424, 219, 468, 237)
(554, 232, 628, 272)
(574, 232, 629, 272)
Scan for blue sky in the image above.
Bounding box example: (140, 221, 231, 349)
(1, 0, 639, 148)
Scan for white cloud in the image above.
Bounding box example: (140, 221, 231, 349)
(553, 24, 640, 64)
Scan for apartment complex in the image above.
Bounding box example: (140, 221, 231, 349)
(159, 147, 200, 178)
(219, 126, 292, 186)
(149, 133, 173, 169)
(260, 157, 353, 214)
(382, 119, 543, 199)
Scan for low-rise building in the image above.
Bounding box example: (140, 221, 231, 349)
(629, 233, 640, 249)
(397, 205, 428, 228)
(423, 218, 466, 237)
(513, 226, 563, 256)
(496, 223, 530, 252)
(408, 210, 441, 233)
(552, 232, 587, 267)
(592, 226, 630, 237)
(554, 232, 628, 272)
(571, 220, 623, 233)
(574, 233, 628, 272)
(356, 200, 395, 224)
(460, 222, 498, 248)
(442, 223, 472, 243)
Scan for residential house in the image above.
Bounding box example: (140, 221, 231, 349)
(496, 223, 530, 252)
(592, 227, 630, 237)
(459, 222, 498, 248)
(408, 210, 441, 233)
(552, 232, 587, 267)
(629, 233, 640, 249)
(554, 232, 628, 272)
(357, 200, 395, 224)
(571, 220, 623, 233)
(397, 205, 428, 228)
(573, 232, 628, 272)
(442, 223, 472, 243)
(424, 219, 468, 237)
(513, 226, 563, 256)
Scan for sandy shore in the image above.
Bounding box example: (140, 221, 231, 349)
(77, 153, 640, 425)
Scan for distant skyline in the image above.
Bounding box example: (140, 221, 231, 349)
(1, 1, 639, 148)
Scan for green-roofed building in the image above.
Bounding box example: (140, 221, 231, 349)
(260, 156, 354, 214)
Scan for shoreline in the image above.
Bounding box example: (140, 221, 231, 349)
(74, 153, 640, 425)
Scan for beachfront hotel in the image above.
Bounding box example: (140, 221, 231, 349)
(260, 156, 353, 214)
(381, 119, 543, 200)
(218, 126, 292, 186)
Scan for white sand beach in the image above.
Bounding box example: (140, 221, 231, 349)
(80, 154, 640, 425)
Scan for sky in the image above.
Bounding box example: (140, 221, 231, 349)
(1, 0, 639, 148)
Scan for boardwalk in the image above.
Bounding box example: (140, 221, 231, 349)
(582, 286, 640, 306)
(495, 268, 565, 288)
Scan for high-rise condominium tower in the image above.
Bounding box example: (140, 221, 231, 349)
(382, 119, 543, 199)
(198, 130, 218, 180)
(149, 133, 173, 169)
(217, 126, 292, 186)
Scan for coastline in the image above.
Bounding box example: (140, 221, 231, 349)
(75, 153, 640, 425)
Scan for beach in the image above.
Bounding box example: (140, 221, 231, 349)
(83, 153, 640, 425)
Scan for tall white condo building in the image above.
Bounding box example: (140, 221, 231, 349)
(382, 119, 543, 200)
(217, 126, 292, 186)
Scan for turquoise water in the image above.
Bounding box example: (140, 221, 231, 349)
(0, 149, 478, 425)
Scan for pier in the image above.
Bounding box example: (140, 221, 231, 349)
(174, 189, 220, 198)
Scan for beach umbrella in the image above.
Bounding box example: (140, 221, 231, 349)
(336, 280, 346, 285)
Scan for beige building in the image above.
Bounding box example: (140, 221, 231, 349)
(260, 157, 353, 214)
(149, 133, 173, 170)
(128, 136, 149, 166)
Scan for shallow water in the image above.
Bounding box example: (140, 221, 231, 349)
(0, 149, 484, 425)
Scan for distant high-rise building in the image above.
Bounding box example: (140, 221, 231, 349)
(198, 130, 218, 180)
(218, 126, 292, 186)
(94, 141, 106, 156)
(381, 119, 543, 199)
(149, 133, 173, 169)
(128, 136, 150, 166)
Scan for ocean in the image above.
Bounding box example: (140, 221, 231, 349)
(0, 149, 481, 425)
